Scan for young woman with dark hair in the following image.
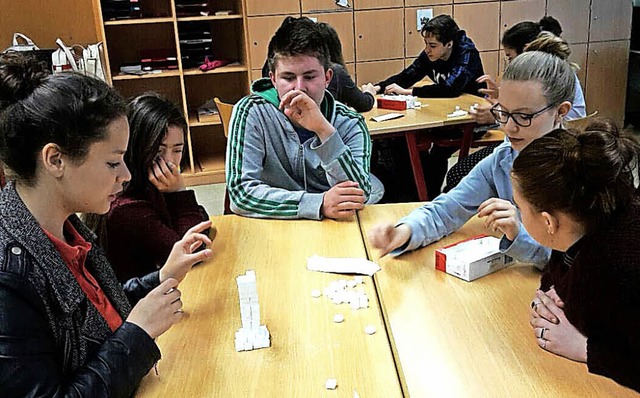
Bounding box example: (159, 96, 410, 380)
(93, 93, 211, 282)
(512, 122, 640, 392)
(0, 57, 212, 395)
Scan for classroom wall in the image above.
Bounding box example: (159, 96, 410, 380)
(245, 0, 632, 124)
(0, 0, 99, 49)
(1, 0, 632, 124)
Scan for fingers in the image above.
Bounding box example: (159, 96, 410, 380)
(185, 248, 213, 264)
(546, 287, 565, 308)
(475, 74, 494, 83)
(537, 290, 564, 320)
(182, 232, 213, 251)
(186, 220, 213, 235)
(477, 198, 513, 217)
(279, 90, 303, 109)
(531, 291, 559, 324)
(335, 181, 360, 188)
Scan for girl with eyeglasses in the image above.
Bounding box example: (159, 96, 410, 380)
(512, 122, 640, 392)
(368, 50, 573, 269)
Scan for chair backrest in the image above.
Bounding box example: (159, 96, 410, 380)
(565, 110, 598, 131)
(214, 97, 235, 138)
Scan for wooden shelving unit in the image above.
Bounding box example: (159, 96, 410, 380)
(92, 0, 251, 186)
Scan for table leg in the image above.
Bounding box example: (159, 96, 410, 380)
(458, 123, 474, 159)
(405, 131, 429, 201)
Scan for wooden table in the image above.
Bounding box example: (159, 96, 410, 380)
(136, 215, 403, 397)
(363, 94, 486, 201)
(357, 203, 638, 397)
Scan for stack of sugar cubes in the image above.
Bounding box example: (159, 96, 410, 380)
(235, 270, 270, 351)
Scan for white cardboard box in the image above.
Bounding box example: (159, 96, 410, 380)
(435, 235, 514, 281)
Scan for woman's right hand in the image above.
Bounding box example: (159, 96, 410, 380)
(368, 222, 412, 257)
(127, 278, 184, 339)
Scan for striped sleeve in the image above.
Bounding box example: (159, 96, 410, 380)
(312, 104, 372, 199)
(225, 96, 323, 219)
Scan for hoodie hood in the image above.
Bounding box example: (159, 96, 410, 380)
(455, 30, 477, 53)
(250, 77, 336, 122)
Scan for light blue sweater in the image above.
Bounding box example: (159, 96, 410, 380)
(395, 140, 551, 269)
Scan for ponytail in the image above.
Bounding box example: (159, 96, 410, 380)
(512, 120, 640, 232)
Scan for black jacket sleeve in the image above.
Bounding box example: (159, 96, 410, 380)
(329, 64, 375, 112)
(376, 52, 430, 92)
(123, 270, 160, 305)
(0, 272, 161, 397)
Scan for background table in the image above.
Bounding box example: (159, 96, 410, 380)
(136, 215, 403, 397)
(358, 203, 638, 397)
(363, 94, 486, 201)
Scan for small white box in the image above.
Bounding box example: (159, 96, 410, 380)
(435, 235, 513, 281)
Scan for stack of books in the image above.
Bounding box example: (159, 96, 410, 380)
(175, 0, 210, 17)
(178, 23, 214, 68)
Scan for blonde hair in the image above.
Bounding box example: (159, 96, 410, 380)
(525, 31, 579, 72)
(503, 51, 576, 107)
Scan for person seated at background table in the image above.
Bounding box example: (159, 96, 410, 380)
(261, 20, 376, 113)
(368, 50, 576, 268)
(363, 14, 484, 98)
(512, 122, 640, 392)
(227, 16, 383, 220)
(361, 14, 486, 199)
(445, 27, 588, 192)
(471, 16, 585, 126)
(0, 59, 212, 395)
(84, 93, 211, 282)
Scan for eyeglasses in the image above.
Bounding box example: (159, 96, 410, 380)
(490, 103, 556, 127)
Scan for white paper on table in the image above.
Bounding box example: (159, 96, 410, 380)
(306, 255, 381, 276)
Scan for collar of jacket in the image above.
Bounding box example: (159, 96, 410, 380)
(0, 181, 131, 317)
(250, 77, 336, 122)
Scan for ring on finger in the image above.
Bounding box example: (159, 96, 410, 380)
(540, 328, 548, 340)
(531, 299, 541, 310)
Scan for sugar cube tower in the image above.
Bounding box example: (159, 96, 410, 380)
(235, 270, 270, 351)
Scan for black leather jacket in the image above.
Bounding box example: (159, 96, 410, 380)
(0, 183, 161, 397)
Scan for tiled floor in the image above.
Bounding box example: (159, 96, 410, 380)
(190, 183, 226, 216)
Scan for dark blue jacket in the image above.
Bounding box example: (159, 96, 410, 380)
(377, 30, 485, 98)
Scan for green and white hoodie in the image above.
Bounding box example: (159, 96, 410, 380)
(226, 78, 372, 219)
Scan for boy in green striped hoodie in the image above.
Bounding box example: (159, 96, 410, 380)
(226, 17, 382, 219)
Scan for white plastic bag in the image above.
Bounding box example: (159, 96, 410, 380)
(52, 38, 106, 82)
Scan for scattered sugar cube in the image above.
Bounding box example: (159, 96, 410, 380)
(365, 325, 377, 335)
(325, 378, 338, 390)
(333, 313, 345, 323)
(311, 289, 322, 298)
